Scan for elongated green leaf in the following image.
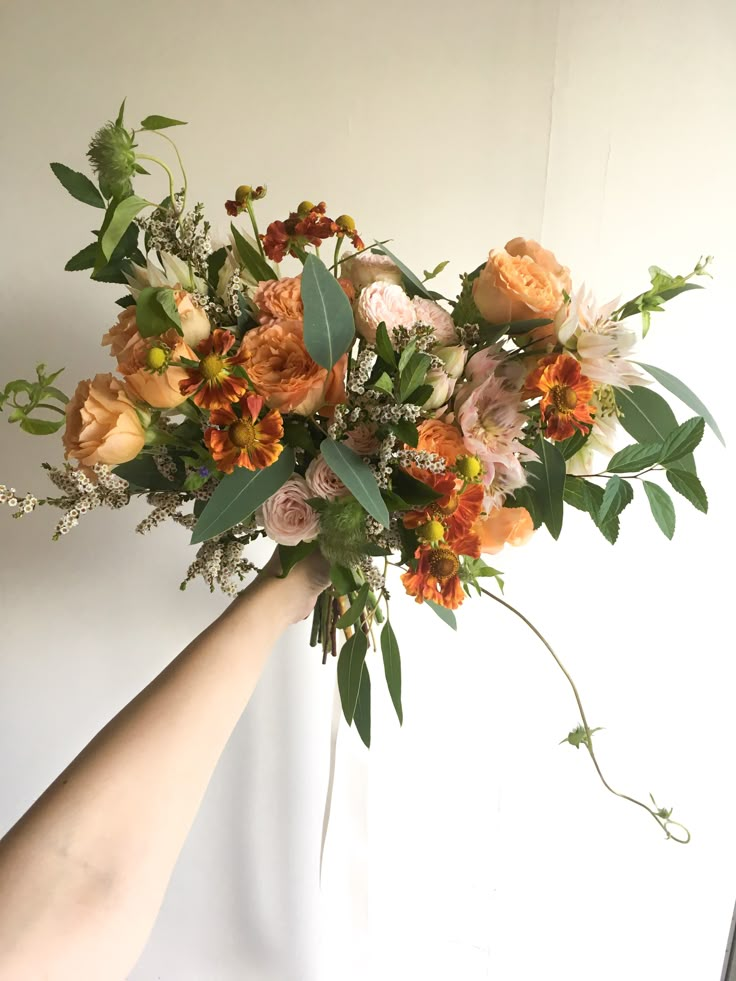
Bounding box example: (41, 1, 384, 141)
(666, 468, 708, 514)
(661, 417, 705, 466)
(353, 665, 371, 747)
(64, 242, 98, 272)
(397, 339, 417, 375)
(643, 481, 676, 539)
(190, 448, 295, 544)
(636, 362, 724, 446)
(375, 322, 396, 367)
(425, 599, 457, 629)
(114, 454, 186, 492)
(278, 540, 319, 577)
(100, 195, 149, 260)
(19, 417, 64, 435)
(563, 477, 619, 544)
(557, 429, 590, 461)
(50, 162, 105, 208)
(140, 114, 187, 130)
(320, 438, 389, 526)
(336, 583, 370, 629)
(330, 563, 360, 596)
(507, 485, 543, 529)
(399, 352, 431, 401)
(607, 441, 663, 474)
(615, 386, 695, 474)
(135, 286, 182, 337)
(526, 437, 566, 540)
(598, 476, 634, 525)
(372, 242, 434, 300)
(231, 223, 277, 282)
(380, 620, 403, 725)
(337, 630, 368, 725)
(391, 468, 442, 507)
(373, 372, 393, 394)
(301, 254, 355, 369)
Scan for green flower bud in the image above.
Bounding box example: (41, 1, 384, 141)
(318, 495, 367, 567)
(87, 121, 137, 200)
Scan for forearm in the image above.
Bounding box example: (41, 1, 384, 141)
(0, 573, 293, 981)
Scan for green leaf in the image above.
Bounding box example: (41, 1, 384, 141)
(91, 219, 141, 283)
(301, 254, 356, 370)
(635, 362, 725, 446)
(398, 352, 431, 401)
(278, 539, 318, 577)
(139, 114, 187, 130)
(598, 476, 634, 525)
(506, 485, 543, 529)
(19, 417, 64, 435)
(320, 438, 389, 526)
(114, 454, 185, 491)
(397, 339, 417, 375)
(563, 477, 620, 544)
(557, 428, 590, 461)
(100, 195, 149, 261)
(425, 600, 457, 630)
(190, 448, 295, 544)
(423, 260, 449, 282)
(373, 372, 393, 394)
(282, 418, 319, 456)
(380, 620, 403, 726)
(207, 247, 229, 291)
(64, 242, 98, 272)
(615, 386, 695, 474)
(606, 441, 663, 473)
(337, 630, 368, 725)
(335, 583, 370, 629)
(660, 417, 705, 466)
(372, 242, 434, 300)
(666, 469, 708, 514)
(643, 481, 676, 539)
(391, 468, 442, 507)
(135, 286, 183, 337)
(115, 98, 127, 126)
(50, 162, 105, 208)
(330, 563, 360, 596)
(405, 384, 433, 407)
(526, 437, 566, 540)
(374, 322, 396, 367)
(230, 222, 277, 282)
(560, 724, 603, 750)
(389, 420, 419, 447)
(353, 664, 371, 747)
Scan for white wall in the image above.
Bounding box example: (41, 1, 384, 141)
(1, 1, 735, 979)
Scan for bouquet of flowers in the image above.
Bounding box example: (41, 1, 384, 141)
(2, 103, 722, 841)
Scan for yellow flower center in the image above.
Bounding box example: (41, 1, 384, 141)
(552, 385, 578, 412)
(229, 419, 257, 450)
(145, 346, 168, 371)
(428, 547, 459, 581)
(456, 455, 482, 480)
(419, 519, 445, 543)
(201, 354, 226, 382)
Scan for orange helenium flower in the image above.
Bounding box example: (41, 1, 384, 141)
(403, 468, 484, 546)
(205, 394, 284, 474)
(525, 353, 595, 441)
(180, 329, 249, 410)
(401, 532, 480, 609)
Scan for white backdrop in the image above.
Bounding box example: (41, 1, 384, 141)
(1, 1, 735, 979)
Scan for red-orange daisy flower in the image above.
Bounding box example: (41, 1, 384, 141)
(180, 329, 249, 410)
(402, 468, 484, 546)
(401, 532, 480, 610)
(525, 353, 595, 441)
(204, 394, 284, 474)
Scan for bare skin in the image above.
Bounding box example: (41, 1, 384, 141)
(0, 551, 330, 981)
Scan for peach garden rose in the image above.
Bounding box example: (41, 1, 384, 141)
(472, 237, 571, 326)
(62, 373, 146, 467)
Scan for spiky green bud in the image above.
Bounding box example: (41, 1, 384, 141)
(318, 496, 368, 567)
(87, 121, 136, 200)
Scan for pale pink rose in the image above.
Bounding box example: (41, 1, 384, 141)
(62, 373, 146, 467)
(257, 475, 321, 546)
(412, 297, 457, 344)
(422, 367, 456, 411)
(306, 455, 348, 501)
(341, 251, 403, 290)
(344, 423, 380, 455)
(354, 282, 416, 344)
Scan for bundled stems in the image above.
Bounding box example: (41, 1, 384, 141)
(478, 586, 690, 844)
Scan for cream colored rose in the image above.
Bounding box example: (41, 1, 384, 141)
(62, 373, 145, 467)
(257, 475, 321, 546)
(341, 251, 403, 290)
(354, 282, 416, 344)
(412, 297, 457, 344)
(175, 289, 211, 347)
(422, 367, 456, 411)
(306, 455, 348, 501)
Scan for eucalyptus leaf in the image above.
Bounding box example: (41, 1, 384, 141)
(353, 665, 372, 748)
(526, 437, 566, 540)
(425, 600, 457, 630)
(380, 620, 403, 726)
(615, 386, 696, 474)
(636, 362, 724, 446)
(337, 630, 368, 725)
(114, 454, 186, 492)
(50, 162, 105, 209)
(301, 254, 355, 370)
(335, 583, 370, 629)
(372, 242, 434, 300)
(320, 438, 389, 526)
(231, 222, 277, 282)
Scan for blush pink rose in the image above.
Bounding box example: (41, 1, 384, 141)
(62, 373, 146, 467)
(341, 251, 404, 290)
(354, 282, 416, 344)
(412, 297, 457, 344)
(344, 423, 380, 455)
(257, 475, 321, 546)
(306, 455, 348, 501)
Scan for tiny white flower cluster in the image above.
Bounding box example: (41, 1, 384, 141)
(393, 322, 435, 351)
(38, 463, 129, 539)
(393, 449, 446, 473)
(140, 196, 212, 275)
(455, 323, 481, 347)
(0, 485, 38, 516)
(348, 347, 378, 395)
(224, 272, 245, 319)
(181, 538, 256, 596)
(136, 492, 185, 534)
(152, 445, 178, 482)
(190, 289, 231, 327)
(362, 400, 422, 425)
(358, 556, 385, 593)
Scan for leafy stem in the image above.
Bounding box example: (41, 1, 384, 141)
(150, 131, 188, 212)
(136, 153, 179, 215)
(478, 586, 690, 843)
(245, 198, 265, 260)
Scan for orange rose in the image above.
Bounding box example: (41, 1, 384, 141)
(102, 309, 195, 409)
(472, 238, 569, 326)
(62, 373, 146, 467)
(416, 418, 467, 466)
(241, 318, 347, 415)
(253, 275, 356, 323)
(475, 506, 535, 555)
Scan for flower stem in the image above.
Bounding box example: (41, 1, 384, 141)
(136, 154, 179, 214)
(333, 236, 344, 275)
(245, 199, 265, 259)
(478, 586, 691, 843)
(151, 131, 188, 212)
